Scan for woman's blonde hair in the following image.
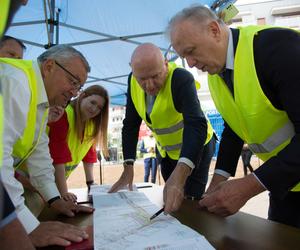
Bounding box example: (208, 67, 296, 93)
(70, 85, 109, 157)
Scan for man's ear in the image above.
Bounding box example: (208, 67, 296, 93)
(41, 59, 55, 77)
(208, 20, 221, 41)
(164, 57, 168, 69)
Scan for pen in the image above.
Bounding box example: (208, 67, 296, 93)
(137, 185, 153, 189)
(149, 207, 165, 220)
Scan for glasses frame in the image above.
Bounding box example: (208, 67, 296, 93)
(55, 60, 83, 91)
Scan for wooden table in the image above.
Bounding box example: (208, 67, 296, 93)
(38, 187, 300, 250)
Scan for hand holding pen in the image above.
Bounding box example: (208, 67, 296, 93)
(149, 207, 165, 221)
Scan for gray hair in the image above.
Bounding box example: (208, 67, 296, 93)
(37, 44, 90, 72)
(167, 5, 223, 35)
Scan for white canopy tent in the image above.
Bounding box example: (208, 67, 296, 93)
(7, 0, 221, 105)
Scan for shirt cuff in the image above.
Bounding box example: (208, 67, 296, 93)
(178, 157, 195, 169)
(38, 182, 60, 202)
(17, 206, 40, 233)
(214, 169, 231, 178)
(252, 172, 268, 190)
(0, 211, 17, 229)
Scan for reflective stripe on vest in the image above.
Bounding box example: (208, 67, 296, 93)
(131, 62, 213, 160)
(208, 25, 299, 191)
(158, 142, 182, 151)
(0, 0, 10, 37)
(153, 120, 184, 135)
(248, 121, 295, 154)
(64, 105, 94, 177)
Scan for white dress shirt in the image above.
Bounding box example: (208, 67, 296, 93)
(0, 60, 60, 233)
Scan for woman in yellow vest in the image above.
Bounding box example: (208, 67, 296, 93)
(48, 85, 109, 202)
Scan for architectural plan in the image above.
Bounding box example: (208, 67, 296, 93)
(92, 189, 214, 250)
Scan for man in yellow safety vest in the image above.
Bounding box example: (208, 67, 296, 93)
(110, 43, 216, 214)
(169, 5, 300, 228)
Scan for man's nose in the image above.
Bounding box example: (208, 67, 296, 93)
(186, 57, 197, 68)
(146, 79, 155, 89)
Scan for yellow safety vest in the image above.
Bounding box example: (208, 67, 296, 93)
(0, 92, 3, 168)
(64, 105, 95, 178)
(131, 62, 213, 160)
(0, 58, 48, 173)
(0, 0, 10, 170)
(0, 0, 10, 37)
(208, 25, 300, 191)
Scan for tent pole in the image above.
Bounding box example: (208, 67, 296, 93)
(56, 8, 60, 45)
(49, 0, 55, 46)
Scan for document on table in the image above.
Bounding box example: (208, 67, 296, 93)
(89, 184, 137, 195)
(93, 190, 214, 250)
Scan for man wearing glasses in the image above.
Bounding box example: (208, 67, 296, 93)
(0, 44, 94, 247)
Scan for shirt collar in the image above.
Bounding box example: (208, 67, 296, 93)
(33, 61, 49, 108)
(225, 29, 234, 71)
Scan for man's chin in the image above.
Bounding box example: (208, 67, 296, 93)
(146, 90, 158, 96)
(207, 68, 221, 75)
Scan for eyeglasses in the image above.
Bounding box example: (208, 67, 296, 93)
(55, 60, 83, 91)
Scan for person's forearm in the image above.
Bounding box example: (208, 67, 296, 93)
(54, 164, 68, 195)
(0, 218, 35, 250)
(242, 174, 266, 199)
(27, 132, 60, 201)
(172, 162, 192, 187)
(83, 162, 94, 182)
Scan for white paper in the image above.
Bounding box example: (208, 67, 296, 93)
(93, 190, 214, 250)
(89, 184, 137, 196)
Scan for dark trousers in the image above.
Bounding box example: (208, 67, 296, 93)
(268, 191, 300, 228)
(144, 157, 157, 183)
(241, 149, 254, 176)
(160, 136, 216, 199)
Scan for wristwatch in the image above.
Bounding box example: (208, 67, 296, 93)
(47, 196, 61, 207)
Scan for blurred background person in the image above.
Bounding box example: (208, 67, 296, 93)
(140, 133, 157, 183)
(241, 144, 254, 176)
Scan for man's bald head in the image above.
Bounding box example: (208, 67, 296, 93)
(130, 43, 168, 96)
(0, 35, 26, 59)
(131, 43, 164, 68)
